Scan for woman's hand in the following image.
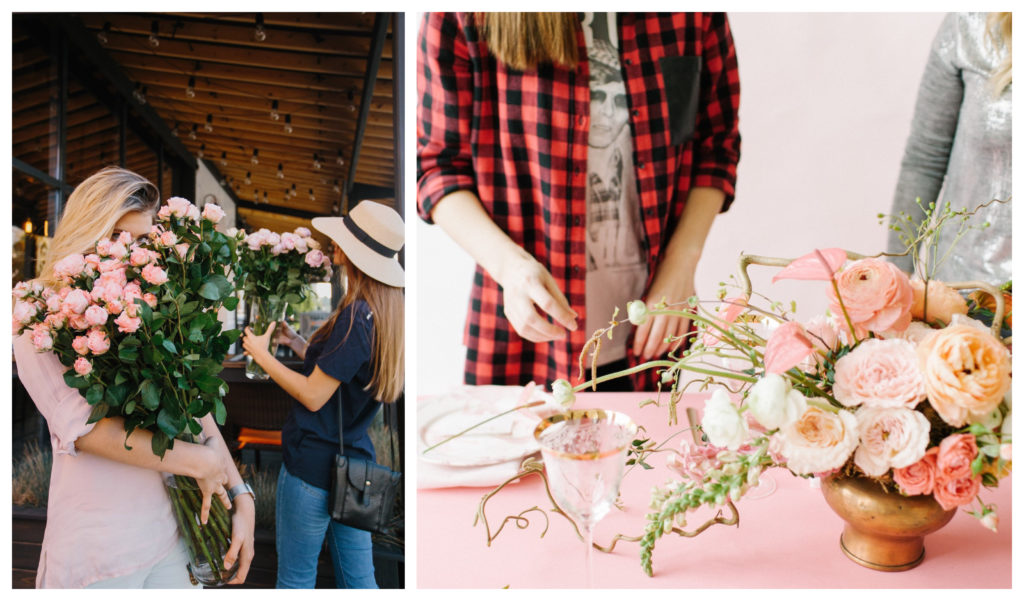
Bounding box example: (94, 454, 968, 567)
(632, 260, 697, 360)
(274, 320, 299, 348)
(193, 442, 231, 524)
(224, 494, 256, 585)
(496, 250, 578, 343)
(242, 322, 277, 366)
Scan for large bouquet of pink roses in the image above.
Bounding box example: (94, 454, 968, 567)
(12, 196, 242, 585)
(236, 226, 332, 379)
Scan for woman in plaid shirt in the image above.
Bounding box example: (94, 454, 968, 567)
(417, 13, 740, 390)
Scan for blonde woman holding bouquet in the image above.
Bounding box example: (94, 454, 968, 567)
(12, 167, 255, 588)
(242, 200, 404, 589)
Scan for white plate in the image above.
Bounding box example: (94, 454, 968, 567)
(418, 386, 542, 467)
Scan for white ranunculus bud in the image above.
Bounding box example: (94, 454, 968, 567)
(627, 300, 648, 326)
(746, 373, 806, 430)
(550, 379, 576, 410)
(701, 389, 748, 451)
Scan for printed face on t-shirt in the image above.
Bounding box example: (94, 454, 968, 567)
(590, 82, 629, 149)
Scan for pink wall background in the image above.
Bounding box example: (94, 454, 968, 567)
(415, 13, 947, 394)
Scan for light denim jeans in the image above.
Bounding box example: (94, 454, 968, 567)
(275, 465, 378, 589)
(85, 538, 200, 589)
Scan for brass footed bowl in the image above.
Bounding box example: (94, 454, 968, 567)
(821, 474, 955, 571)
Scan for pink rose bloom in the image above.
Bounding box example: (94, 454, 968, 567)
(122, 282, 142, 302)
(45, 294, 63, 313)
(186, 204, 201, 222)
(117, 231, 133, 246)
(99, 268, 128, 289)
(44, 313, 67, 329)
(62, 289, 91, 315)
(122, 300, 140, 318)
(295, 227, 312, 238)
(84, 305, 109, 327)
(897, 321, 935, 346)
(918, 325, 1011, 427)
(13, 300, 38, 324)
(202, 203, 225, 223)
(933, 474, 981, 510)
(763, 321, 815, 375)
(73, 357, 93, 376)
(245, 233, 265, 251)
(96, 239, 113, 257)
(833, 339, 925, 409)
(142, 264, 169, 285)
(305, 249, 326, 269)
(83, 253, 101, 272)
(267, 232, 281, 247)
(68, 312, 91, 330)
(72, 335, 90, 355)
(52, 253, 86, 279)
(142, 293, 158, 308)
(829, 258, 914, 334)
(58, 286, 72, 300)
(12, 281, 30, 299)
(114, 311, 142, 333)
(294, 237, 309, 253)
(30, 325, 54, 351)
(175, 243, 190, 259)
(106, 299, 124, 315)
(935, 434, 978, 481)
(166, 196, 193, 218)
(271, 244, 284, 255)
(157, 205, 173, 220)
(853, 406, 931, 477)
(150, 224, 165, 238)
(894, 447, 939, 496)
(771, 406, 859, 475)
(307, 238, 321, 251)
(910, 279, 969, 325)
(108, 241, 128, 261)
(130, 247, 152, 267)
(281, 232, 297, 250)
(160, 230, 178, 246)
(98, 259, 123, 274)
(87, 329, 111, 354)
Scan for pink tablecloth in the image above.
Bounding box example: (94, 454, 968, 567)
(417, 392, 1012, 588)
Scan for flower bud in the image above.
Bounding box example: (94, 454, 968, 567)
(551, 379, 576, 410)
(627, 300, 648, 326)
(981, 511, 999, 533)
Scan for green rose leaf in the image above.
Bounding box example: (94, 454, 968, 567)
(198, 274, 233, 301)
(86, 402, 109, 424)
(157, 408, 185, 438)
(63, 372, 89, 389)
(85, 384, 104, 405)
(151, 430, 171, 458)
(140, 380, 161, 410)
(214, 397, 227, 425)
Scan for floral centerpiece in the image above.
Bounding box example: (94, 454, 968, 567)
(474, 200, 1011, 576)
(236, 226, 332, 380)
(12, 197, 243, 585)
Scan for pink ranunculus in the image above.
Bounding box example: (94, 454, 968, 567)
(166, 196, 193, 218)
(62, 289, 91, 315)
(202, 202, 225, 223)
(86, 329, 110, 354)
(295, 227, 312, 238)
(114, 311, 142, 334)
(918, 325, 1011, 427)
(142, 264, 169, 285)
(73, 357, 93, 376)
(772, 406, 859, 475)
(829, 258, 914, 334)
(130, 247, 152, 267)
(305, 249, 326, 269)
(833, 339, 925, 409)
(52, 253, 87, 279)
(160, 230, 178, 246)
(935, 434, 978, 482)
(763, 321, 816, 375)
(142, 293, 158, 308)
(893, 447, 939, 496)
(910, 279, 969, 325)
(13, 300, 38, 324)
(84, 305, 109, 327)
(68, 312, 91, 331)
(30, 324, 54, 351)
(108, 241, 128, 261)
(853, 406, 931, 477)
(933, 474, 981, 510)
(96, 239, 113, 257)
(72, 335, 90, 355)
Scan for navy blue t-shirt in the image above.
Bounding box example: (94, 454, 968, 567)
(281, 299, 381, 491)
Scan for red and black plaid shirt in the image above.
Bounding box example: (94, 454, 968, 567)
(417, 12, 740, 389)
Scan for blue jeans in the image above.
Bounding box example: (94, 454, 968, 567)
(275, 465, 378, 589)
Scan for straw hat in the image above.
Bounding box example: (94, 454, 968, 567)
(312, 200, 404, 287)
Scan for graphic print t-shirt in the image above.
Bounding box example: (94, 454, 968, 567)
(583, 12, 648, 365)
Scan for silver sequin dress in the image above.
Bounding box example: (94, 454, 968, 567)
(888, 12, 1012, 285)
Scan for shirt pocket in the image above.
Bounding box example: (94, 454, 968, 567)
(658, 56, 702, 145)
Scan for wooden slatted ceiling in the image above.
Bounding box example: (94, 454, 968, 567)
(13, 13, 396, 236)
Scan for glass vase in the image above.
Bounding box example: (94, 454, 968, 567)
(163, 471, 237, 587)
(245, 295, 289, 381)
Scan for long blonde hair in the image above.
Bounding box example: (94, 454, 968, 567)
(38, 167, 159, 287)
(987, 12, 1012, 94)
(478, 12, 579, 71)
(308, 255, 405, 404)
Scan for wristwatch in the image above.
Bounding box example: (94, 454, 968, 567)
(227, 482, 255, 503)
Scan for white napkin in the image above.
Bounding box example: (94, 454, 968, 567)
(417, 384, 547, 489)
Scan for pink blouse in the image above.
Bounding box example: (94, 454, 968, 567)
(14, 333, 180, 588)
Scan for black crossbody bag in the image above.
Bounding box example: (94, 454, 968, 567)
(328, 397, 401, 535)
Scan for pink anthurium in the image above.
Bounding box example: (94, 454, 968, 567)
(702, 296, 749, 347)
(763, 321, 816, 374)
(772, 248, 848, 283)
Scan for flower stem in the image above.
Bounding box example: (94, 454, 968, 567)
(421, 400, 547, 454)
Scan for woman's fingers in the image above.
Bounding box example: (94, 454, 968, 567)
(199, 489, 212, 525)
(527, 276, 577, 331)
(641, 314, 670, 360)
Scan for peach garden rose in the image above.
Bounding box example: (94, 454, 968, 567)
(910, 279, 968, 325)
(853, 406, 931, 477)
(918, 325, 1011, 427)
(833, 339, 925, 409)
(772, 405, 858, 475)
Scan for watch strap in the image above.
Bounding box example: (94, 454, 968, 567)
(227, 482, 255, 503)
